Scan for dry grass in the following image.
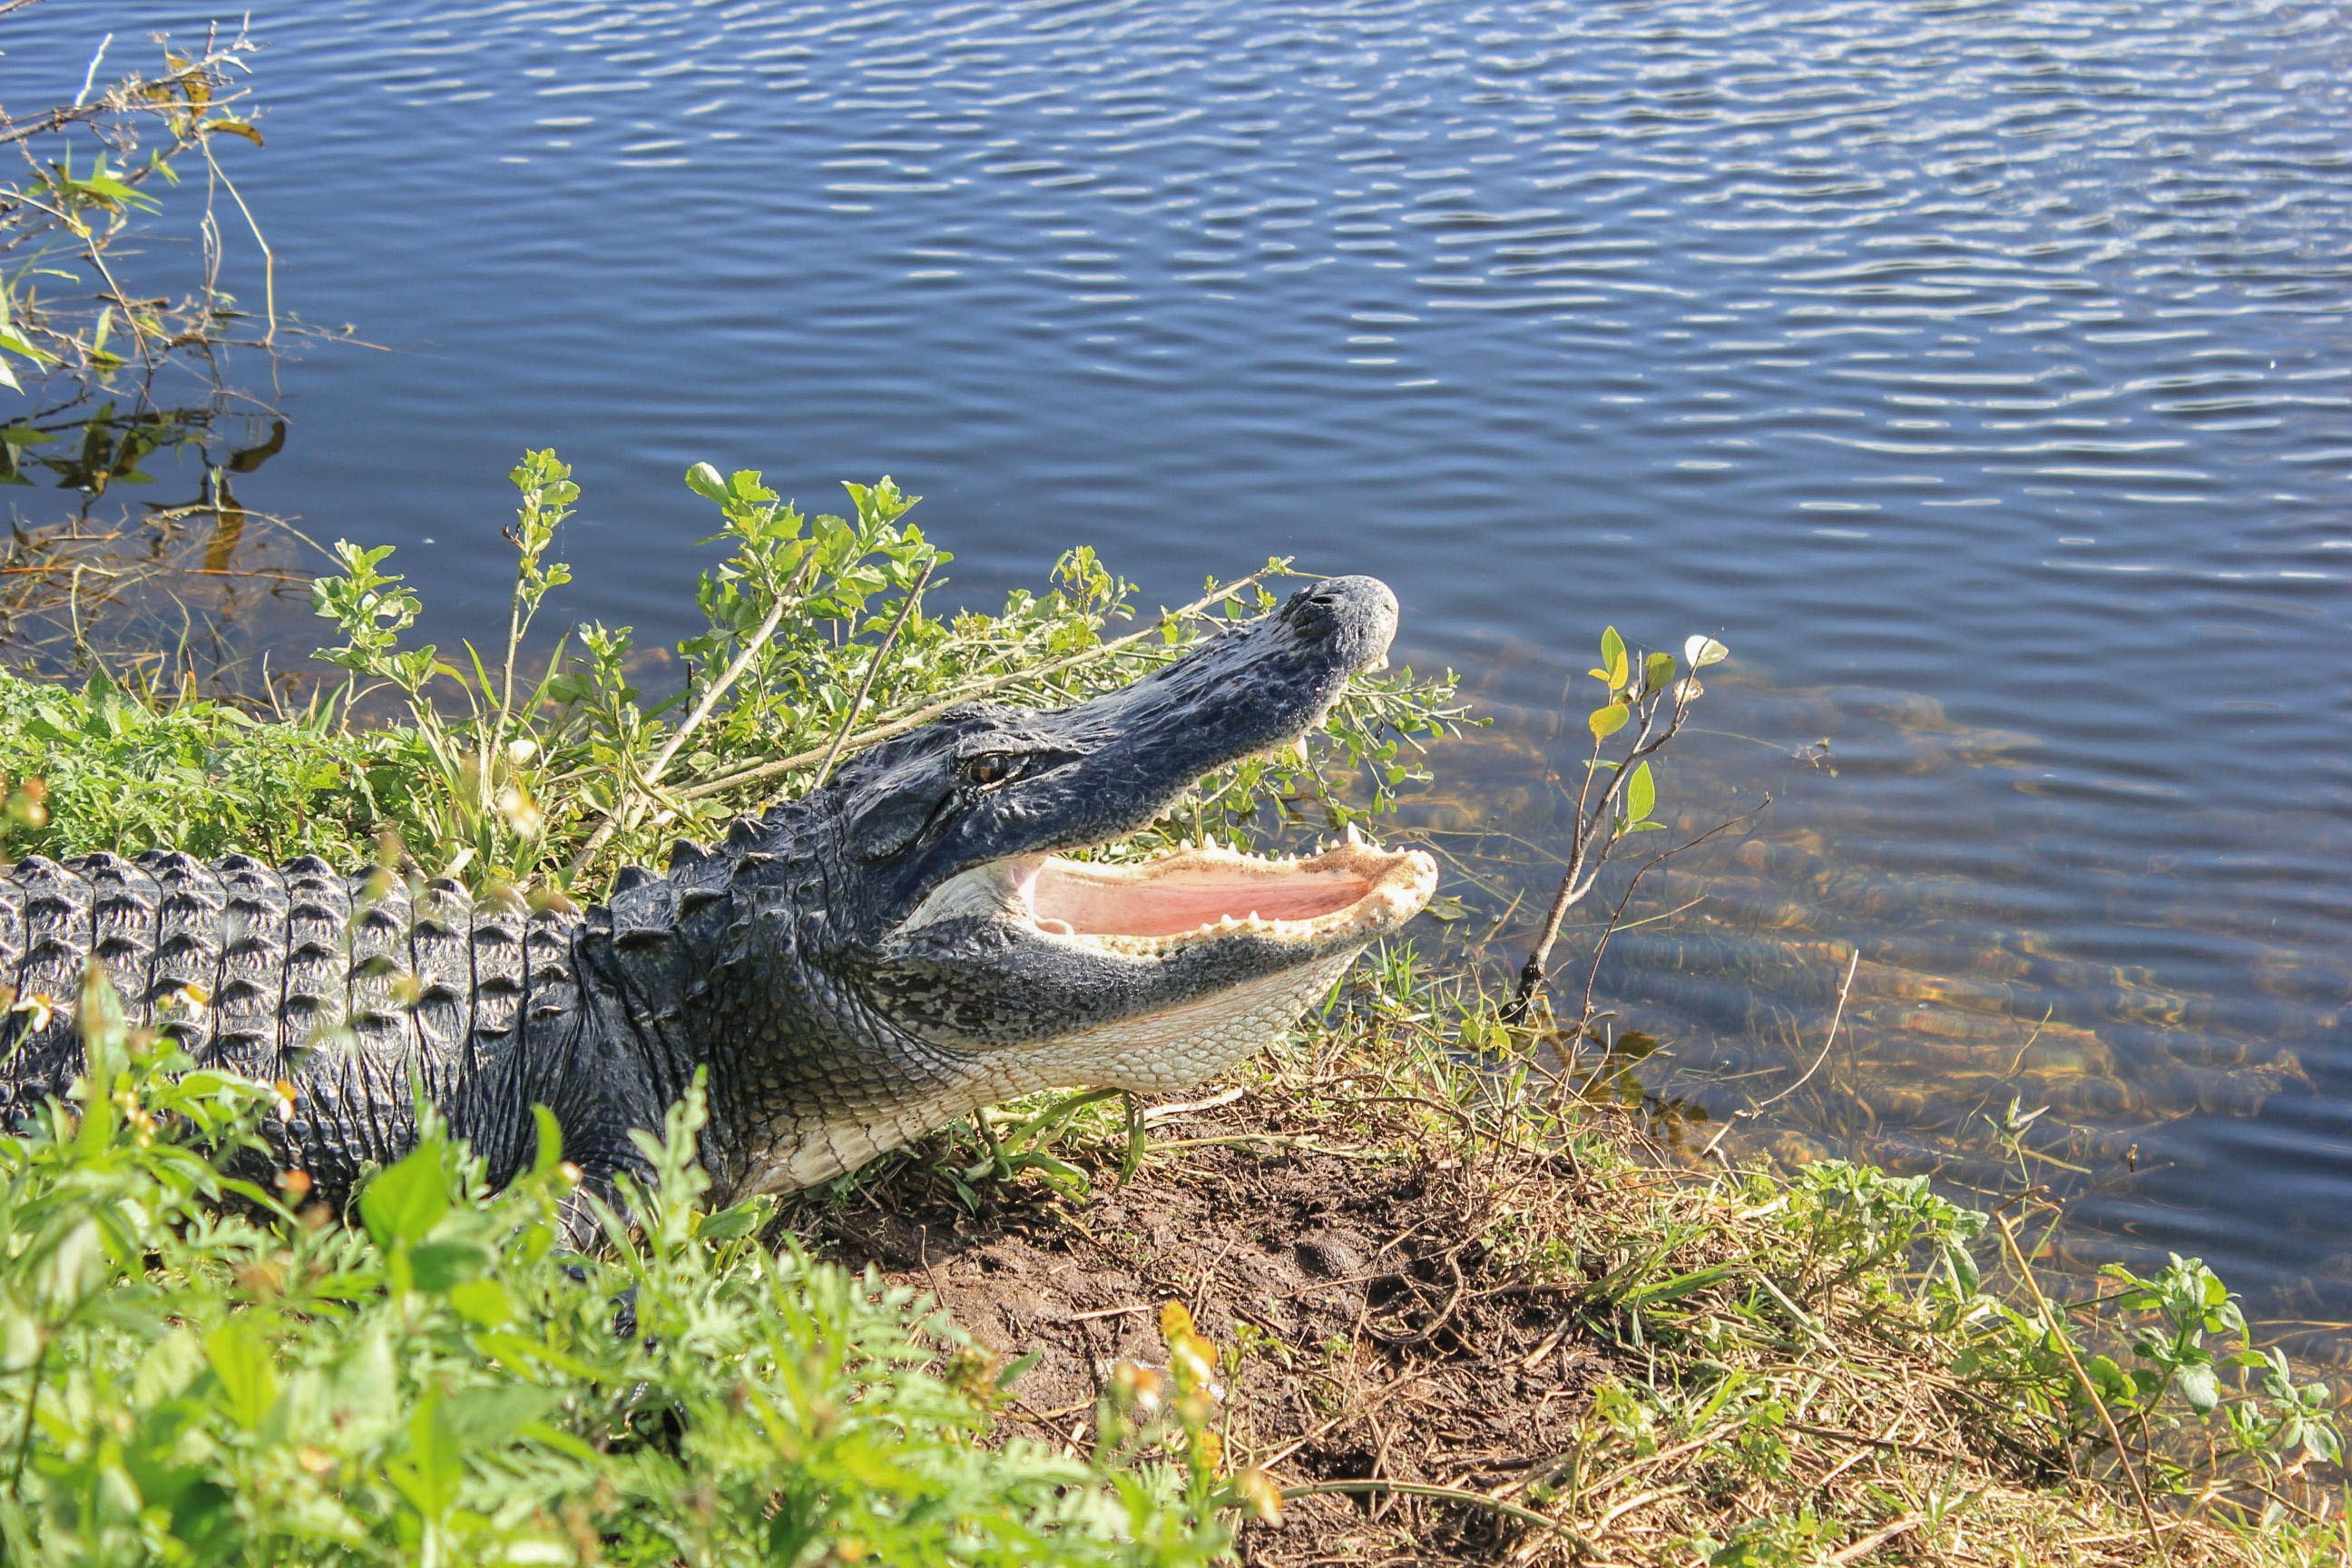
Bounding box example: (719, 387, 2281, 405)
(806, 968, 2348, 1568)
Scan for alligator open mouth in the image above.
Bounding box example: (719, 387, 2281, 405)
(897, 828, 1436, 957)
(1014, 831, 1436, 956)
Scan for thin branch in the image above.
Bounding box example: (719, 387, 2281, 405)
(811, 560, 934, 789)
(564, 555, 816, 877)
(4, 191, 157, 368)
(0, 34, 249, 147)
(1750, 946, 1858, 1112)
(74, 34, 115, 109)
(1575, 797, 1770, 1038)
(672, 560, 1294, 804)
(200, 140, 275, 347)
(1504, 680, 1697, 1023)
(1993, 1211, 2173, 1568)
(1278, 1476, 1561, 1533)
(1697, 946, 1859, 1161)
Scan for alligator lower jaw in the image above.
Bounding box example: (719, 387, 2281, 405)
(1010, 832, 1437, 956)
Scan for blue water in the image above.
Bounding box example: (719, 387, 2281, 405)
(7, 0, 2350, 1325)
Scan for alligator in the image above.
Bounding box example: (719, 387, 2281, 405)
(0, 576, 1434, 1217)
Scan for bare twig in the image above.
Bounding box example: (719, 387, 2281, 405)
(201, 140, 276, 346)
(1750, 946, 1858, 1112)
(74, 34, 114, 109)
(1828, 1513, 1925, 1565)
(1278, 1476, 1560, 1533)
(811, 560, 934, 789)
(564, 554, 817, 876)
(1574, 797, 1770, 1036)
(672, 561, 1293, 803)
(1504, 678, 1699, 1024)
(1697, 946, 1858, 1161)
(1993, 1211, 2171, 1568)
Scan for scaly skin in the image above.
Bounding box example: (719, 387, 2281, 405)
(0, 577, 1435, 1210)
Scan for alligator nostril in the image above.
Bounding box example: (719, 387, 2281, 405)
(1283, 587, 1339, 639)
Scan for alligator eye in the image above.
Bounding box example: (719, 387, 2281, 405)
(960, 752, 1024, 789)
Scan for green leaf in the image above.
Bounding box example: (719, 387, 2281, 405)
(1644, 651, 1677, 693)
(684, 462, 729, 504)
(0, 329, 55, 366)
(1626, 760, 1656, 823)
(388, 1390, 462, 1518)
(358, 1140, 452, 1249)
(698, 1199, 769, 1241)
(408, 1239, 492, 1292)
(202, 1319, 279, 1431)
(1595, 626, 1629, 691)
(1588, 702, 1630, 741)
(1684, 634, 1730, 669)
(447, 1279, 514, 1328)
(30, 1218, 107, 1312)
(0, 1308, 39, 1372)
(2174, 1361, 2220, 1414)
(527, 1103, 564, 1179)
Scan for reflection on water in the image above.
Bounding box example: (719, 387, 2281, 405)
(5, 1, 2349, 1325)
(2, 369, 310, 689)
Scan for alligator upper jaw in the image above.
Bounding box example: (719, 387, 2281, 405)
(909, 831, 1436, 956)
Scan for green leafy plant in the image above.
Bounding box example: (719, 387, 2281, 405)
(1503, 628, 1728, 1024)
(1, 22, 273, 395)
(0, 968, 1239, 1565)
(298, 453, 1461, 894)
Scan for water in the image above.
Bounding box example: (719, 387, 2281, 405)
(6, 0, 2349, 1327)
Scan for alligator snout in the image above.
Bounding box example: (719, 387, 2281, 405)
(1278, 574, 1399, 663)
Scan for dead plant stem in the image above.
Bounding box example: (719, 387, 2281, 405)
(672, 561, 1291, 804)
(1993, 1211, 2171, 1568)
(812, 559, 934, 789)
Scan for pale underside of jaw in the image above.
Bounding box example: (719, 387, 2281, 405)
(994, 830, 1438, 956)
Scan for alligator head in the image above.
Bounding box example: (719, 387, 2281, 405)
(672, 575, 1436, 1199)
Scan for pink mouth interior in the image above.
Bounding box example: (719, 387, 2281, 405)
(1030, 860, 1376, 937)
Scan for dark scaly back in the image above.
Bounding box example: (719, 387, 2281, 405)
(81, 853, 160, 1031)
(141, 851, 225, 1052)
(0, 849, 596, 1204)
(4, 857, 95, 1091)
(339, 867, 416, 1169)
(407, 877, 475, 1103)
(277, 856, 350, 1074)
(211, 854, 289, 1076)
(461, 886, 532, 1182)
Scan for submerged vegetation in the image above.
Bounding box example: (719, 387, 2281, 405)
(0, 455, 2339, 1564)
(1, 8, 308, 680)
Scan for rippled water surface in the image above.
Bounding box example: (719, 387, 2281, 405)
(9, 1, 2350, 1321)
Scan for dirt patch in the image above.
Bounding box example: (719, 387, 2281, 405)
(800, 1088, 1613, 1565)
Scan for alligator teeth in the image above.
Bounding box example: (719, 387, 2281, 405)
(1037, 917, 1074, 936)
(1367, 654, 1389, 671)
(1344, 821, 1365, 848)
